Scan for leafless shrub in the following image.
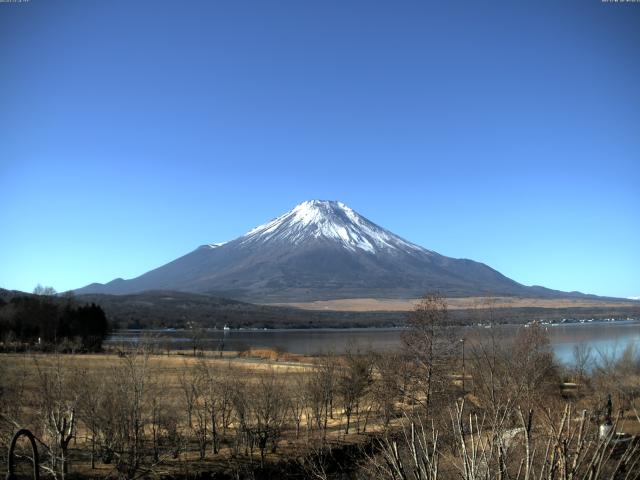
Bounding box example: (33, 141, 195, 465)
(469, 324, 561, 424)
(369, 400, 640, 480)
(592, 344, 640, 416)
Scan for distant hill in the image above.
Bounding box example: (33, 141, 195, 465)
(3, 288, 637, 330)
(0, 287, 402, 329)
(72, 290, 406, 329)
(75, 200, 608, 302)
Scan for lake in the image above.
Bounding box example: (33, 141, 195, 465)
(107, 320, 640, 367)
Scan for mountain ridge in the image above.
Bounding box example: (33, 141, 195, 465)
(75, 200, 605, 302)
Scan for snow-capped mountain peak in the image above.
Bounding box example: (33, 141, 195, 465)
(75, 200, 599, 302)
(241, 200, 426, 254)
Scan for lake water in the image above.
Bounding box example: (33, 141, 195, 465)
(107, 320, 640, 367)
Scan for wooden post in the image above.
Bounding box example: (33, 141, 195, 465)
(460, 338, 466, 393)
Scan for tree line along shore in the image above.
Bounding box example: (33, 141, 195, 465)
(2, 287, 638, 336)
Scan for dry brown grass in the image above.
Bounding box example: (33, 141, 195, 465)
(0, 351, 327, 478)
(267, 296, 638, 312)
(0, 351, 313, 426)
(237, 347, 307, 363)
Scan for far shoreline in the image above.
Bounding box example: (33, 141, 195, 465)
(109, 317, 640, 334)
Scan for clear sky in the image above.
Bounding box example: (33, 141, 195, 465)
(1, 0, 638, 298)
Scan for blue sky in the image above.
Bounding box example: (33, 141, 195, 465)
(1, 0, 638, 298)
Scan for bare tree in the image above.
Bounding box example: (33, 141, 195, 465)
(96, 349, 151, 479)
(179, 364, 198, 431)
(250, 370, 289, 465)
(290, 374, 307, 439)
(180, 362, 209, 460)
(77, 370, 104, 469)
(573, 341, 593, 382)
(217, 365, 236, 437)
(197, 361, 241, 456)
(230, 375, 251, 458)
(372, 351, 406, 429)
(468, 326, 514, 420)
(147, 371, 175, 463)
(337, 346, 373, 434)
(34, 356, 79, 479)
(200, 362, 221, 455)
(33, 284, 57, 296)
(306, 356, 338, 440)
(402, 293, 455, 414)
(470, 324, 560, 426)
(189, 327, 205, 357)
(511, 324, 560, 411)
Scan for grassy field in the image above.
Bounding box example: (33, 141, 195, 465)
(269, 295, 640, 312)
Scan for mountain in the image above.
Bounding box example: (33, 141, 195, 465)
(75, 200, 595, 302)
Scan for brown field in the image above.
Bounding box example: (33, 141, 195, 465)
(0, 349, 397, 479)
(3, 325, 640, 479)
(267, 296, 639, 312)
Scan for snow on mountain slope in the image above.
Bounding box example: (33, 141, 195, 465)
(241, 200, 427, 254)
